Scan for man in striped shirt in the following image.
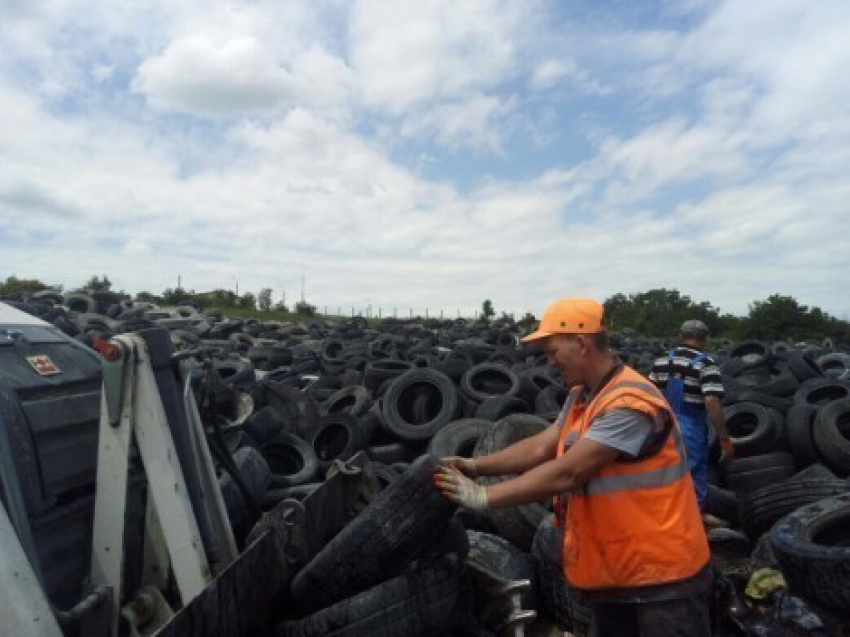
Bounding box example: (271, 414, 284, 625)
(649, 320, 734, 509)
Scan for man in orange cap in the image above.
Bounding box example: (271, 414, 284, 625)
(435, 298, 711, 637)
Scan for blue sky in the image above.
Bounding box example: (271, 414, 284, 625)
(1, 0, 848, 319)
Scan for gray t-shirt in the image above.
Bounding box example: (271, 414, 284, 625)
(583, 408, 655, 458)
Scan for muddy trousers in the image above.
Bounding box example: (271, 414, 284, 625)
(589, 594, 711, 637)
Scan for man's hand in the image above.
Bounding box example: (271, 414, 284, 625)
(719, 436, 735, 463)
(433, 466, 488, 512)
(439, 456, 478, 478)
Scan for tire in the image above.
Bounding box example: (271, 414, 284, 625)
(474, 395, 531, 422)
(265, 382, 321, 440)
(280, 554, 470, 637)
(460, 363, 521, 403)
(534, 385, 567, 418)
(786, 403, 819, 467)
(245, 405, 287, 444)
(364, 360, 415, 392)
(705, 485, 741, 525)
(793, 378, 850, 406)
(740, 479, 850, 541)
(371, 462, 401, 491)
(722, 390, 791, 414)
(473, 414, 550, 551)
(723, 452, 797, 494)
(816, 353, 850, 380)
(729, 340, 771, 366)
(427, 419, 492, 458)
(770, 493, 850, 611)
(308, 413, 366, 472)
(787, 353, 824, 382)
(63, 291, 97, 313)
(290, 454, 458, 612)
(812, 398, 850, 476)
(219, 447, 271, 531)
(750, 369, 798, 398)
(381, 369, 460, 442)
(262, 432, 320, 487)
(531, 516, 592, 635)
(518, 367, 560, 405)
(321, 385, 374, 419)
(366, 441, 422, 465)
(723, 402, 782, 456)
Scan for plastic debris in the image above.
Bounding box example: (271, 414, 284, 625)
(745, 568, 787, 601)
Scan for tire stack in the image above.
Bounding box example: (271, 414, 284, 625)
(6, 288, 850, 631)
(700, 341, 850, 623)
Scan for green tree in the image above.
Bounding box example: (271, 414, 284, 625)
(238, 292, 257, 310)
(743, 294, 833, 341)
(257, 288, 273, 311)
(481, 299, 495, 322)
(84, 275, 112, 291)
(603, 288, 721, 337)
(295, 300, 316, 317)
(161, 287, 191, 305)
(135, 291, 158, 303)
(0, 275, 50, 296)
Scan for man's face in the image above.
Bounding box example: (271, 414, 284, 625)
(543, 334, 584, 386)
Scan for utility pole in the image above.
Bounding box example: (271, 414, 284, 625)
(300, 265, 305, 303)
(177, 274, 181, 290)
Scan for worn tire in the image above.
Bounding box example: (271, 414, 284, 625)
(723, 452, 797, 494)
(473, 414, 550, 550)
(786, 403, 820, 467)
(307, 413, 366, 472)
(474, 395, 531, 422)
(290, 455, 457, 612)
(787, 353, 824, 382)
(740, 479, 850, 541)
(793, 378, 850, 406)
(816, 353, 850, 380)
(381, 369, 459, 442)
(723, 402, 782, 456)
(812, 398, 850, 476)
(705, 485, 741, 526)
(262, 432, 320, 487)
(460, 363, 521, 403)
(770, 493, 850, 611)
(321, 385, 374, 419)
(280, 553, 471, 637)
(531, 516, 592, 635)
(427, 419, 492, 458)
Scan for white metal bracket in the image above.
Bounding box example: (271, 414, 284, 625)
(89, 335, 212, 636)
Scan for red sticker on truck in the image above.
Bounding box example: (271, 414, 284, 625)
(27, 355, 61, 376)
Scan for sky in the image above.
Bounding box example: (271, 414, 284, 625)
(1, 0, 849, 320)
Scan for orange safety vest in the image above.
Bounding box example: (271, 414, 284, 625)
(554, 365, 709, 591)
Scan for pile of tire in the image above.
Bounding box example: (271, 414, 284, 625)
(696, 340, 850, 619)
(8, 288, 850, 630)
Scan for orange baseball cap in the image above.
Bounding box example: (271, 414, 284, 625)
(521, 298, 605, 342)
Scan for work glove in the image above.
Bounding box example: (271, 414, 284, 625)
(439, 456, 478, 478)
(433, 466, 488, 512)
(719, 436, 735, 462)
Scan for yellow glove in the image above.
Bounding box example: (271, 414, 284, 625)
(433, 466, 488, 512)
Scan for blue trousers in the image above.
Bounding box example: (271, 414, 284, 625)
(676, 409, 708, 510)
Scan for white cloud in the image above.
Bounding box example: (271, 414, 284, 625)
(133, 33, 298, 115)
(1, 0, 849, 321)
